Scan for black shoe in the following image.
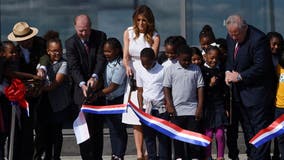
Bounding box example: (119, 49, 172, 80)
(272, 156, 280, 160)
(111, 155, 124, 160)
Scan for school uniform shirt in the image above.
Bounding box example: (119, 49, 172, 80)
(162, 58, 177, 69)
(201, 63, 228, 128)
(47, 59, 71, 112)
(163, 62, 204, 116)
(276, 64, 284, 108)
(104, 58, 126, 100)
(136, 62, 165, 111)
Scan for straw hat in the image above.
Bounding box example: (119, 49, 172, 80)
(8, 22, 38, 42)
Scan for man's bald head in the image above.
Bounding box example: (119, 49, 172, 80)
(74, 14, 91, 40)
(74, 14, 91, 27)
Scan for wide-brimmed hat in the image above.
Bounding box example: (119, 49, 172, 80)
(8, 22, 38, 42)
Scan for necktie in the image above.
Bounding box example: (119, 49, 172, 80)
(83, 40, 89, 54)
(234, 43, 239, 59)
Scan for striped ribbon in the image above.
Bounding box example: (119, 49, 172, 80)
(128, 101, 211, 147)
(81, 103, 127, 114)
(81, 101, 211, 147)
(249, 114, 284, 148)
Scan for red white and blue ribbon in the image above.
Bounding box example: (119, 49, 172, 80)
(81, 101, 212, 147)
(128, 101, 211, 147)
(249, 114, 284, 148)
(81, 104, 127, 114)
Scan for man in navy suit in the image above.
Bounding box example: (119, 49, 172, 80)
(225, 14, 274, 160)
(66, 14, 106, 160)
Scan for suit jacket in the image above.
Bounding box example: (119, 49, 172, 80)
(17, 36, 48, 74)
(66, 29, 107, 105)
(226, 25, 274, 107)
(0, 58, 6, 83)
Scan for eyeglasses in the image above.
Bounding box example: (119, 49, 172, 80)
(48, 50, 62, 55)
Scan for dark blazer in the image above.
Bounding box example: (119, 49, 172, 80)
(66, 29, 107, 105)
(226, 25, 274, 107)
(17, 36, 48, 74)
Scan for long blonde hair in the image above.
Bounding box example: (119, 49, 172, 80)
(132, 5, 156, 45)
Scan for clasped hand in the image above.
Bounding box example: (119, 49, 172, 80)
(225, 71, 240, 86)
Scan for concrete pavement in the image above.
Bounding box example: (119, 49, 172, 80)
(61, 154, 249, 160)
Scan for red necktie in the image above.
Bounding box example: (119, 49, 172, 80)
(234, 43, 239, 59)
(84, 41, 89, 54)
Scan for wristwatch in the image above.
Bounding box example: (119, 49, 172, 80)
(237, 74, 242, 81)
(91, 73, 98, 81)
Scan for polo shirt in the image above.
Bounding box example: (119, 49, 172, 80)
(162, 58, 177, 69)
(104, 58, 126, 100)
(136, 62, 164, 106)
(163, 62, 204, 116)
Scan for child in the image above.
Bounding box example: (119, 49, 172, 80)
(0, 41, 41, 160)
(1, 41, 41, 81)
(191, 47, 203, 66)
(275, 51, 284, 160)
(215, 38, 228, 70)
(161, 36, 187, 68)
(267, 32, 283, 160)
(96, 38, 128, 160)
(35, 38, 71, 160)
(199, 25, 216, 59)
(0, 41, 14, 160)
(163, 45, 204, 160)
(267, 32, 283, 68)
(136, 48, 171, 159)
(0, 41, 41, 159)
(201, 45, 228, 160)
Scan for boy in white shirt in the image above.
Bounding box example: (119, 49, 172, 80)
(136, 48, 171, 160)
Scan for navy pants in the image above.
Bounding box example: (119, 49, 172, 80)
(171, 115, 202, 159)
(79, 97, 105, 160)
(226, 101, 249, 159)
(105, 95, 128, 159)
(142, 110, 171, 160)
(239, 103, 270, 160)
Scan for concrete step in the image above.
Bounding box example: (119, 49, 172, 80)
(61, 128, 136, 156)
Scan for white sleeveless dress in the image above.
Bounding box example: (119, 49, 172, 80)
(122, 26, 158, 125)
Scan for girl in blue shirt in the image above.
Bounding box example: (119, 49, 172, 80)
(96, 38, 128, 160)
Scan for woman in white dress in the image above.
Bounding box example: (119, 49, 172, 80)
(122, 5, 160, 160)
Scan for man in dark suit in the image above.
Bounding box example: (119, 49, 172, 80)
(65, 14, 107, 160)
(225, 14, 274, 160)
(7, 21, 49, 160)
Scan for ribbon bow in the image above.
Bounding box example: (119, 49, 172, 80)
(4, 79, 29, 116)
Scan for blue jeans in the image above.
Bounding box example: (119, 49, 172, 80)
(275, 107, 284, 160)
(142, 110, 171, 160)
